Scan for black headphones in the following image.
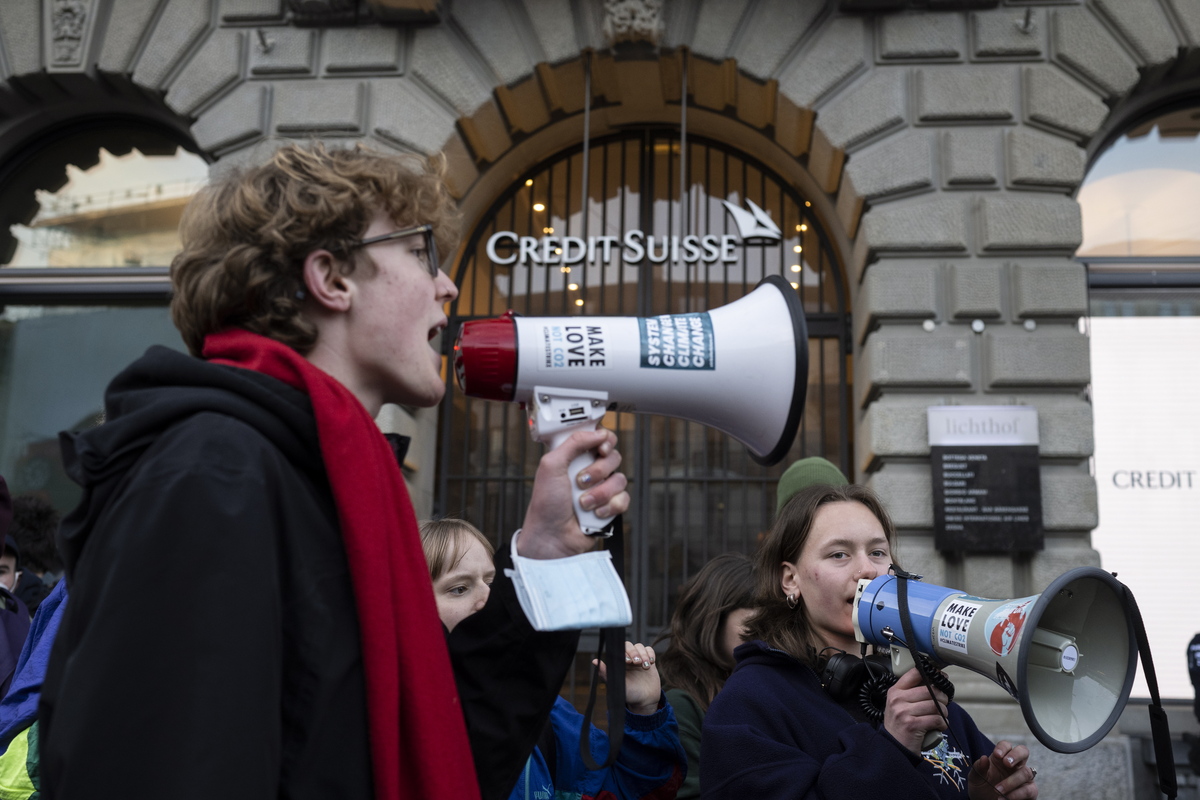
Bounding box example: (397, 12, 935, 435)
(818, 648, 896, 722)
(821, 646, 958, 728)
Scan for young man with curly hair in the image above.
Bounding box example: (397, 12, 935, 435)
(38, 143, 629, 800)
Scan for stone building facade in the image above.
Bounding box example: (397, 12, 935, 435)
(1, 0, 1197, 797)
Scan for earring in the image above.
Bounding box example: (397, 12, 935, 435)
(786, 593, 797, 610)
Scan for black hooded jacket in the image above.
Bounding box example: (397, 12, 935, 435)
(39, 345, 580, 800)
(41, 345, 371, 799)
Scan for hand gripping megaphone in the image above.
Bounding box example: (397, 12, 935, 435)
(853, 567, 1138, 754)
(452, 275, 809, 534)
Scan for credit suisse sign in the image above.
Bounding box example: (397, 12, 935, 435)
(486, 200, 782, 266)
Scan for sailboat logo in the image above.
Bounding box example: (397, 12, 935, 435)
(721, 199, 782, 242)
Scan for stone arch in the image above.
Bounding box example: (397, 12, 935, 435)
(7, 2, 865, 297)
(442, 48, 860, 300)
(37, 1, 1095, 577)
(0, 68, 202, 263)
(0, 0, 212, 264)
(1057, 0, 1200, 163)
(0, 1, 878, 295)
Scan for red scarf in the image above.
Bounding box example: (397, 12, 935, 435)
(203, 329, 480, 800)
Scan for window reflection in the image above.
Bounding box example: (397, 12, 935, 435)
(1079, 125, 1200, 258)
(0, 306, 186, 513)
(1090, 289, 1200, 317)
(8, 147, 207, 268)
(1081, 108, 1200, 318)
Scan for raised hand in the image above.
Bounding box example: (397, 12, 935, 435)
(883, 668, 949, 754)
(518, 427, 629, 560)
(596, 641, 661, 717)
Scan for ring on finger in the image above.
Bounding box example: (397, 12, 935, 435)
(1030, 767, 1037, 780)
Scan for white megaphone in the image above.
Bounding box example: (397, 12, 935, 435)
(453, 274, 809, 534)
(853, 567, 1138, 753)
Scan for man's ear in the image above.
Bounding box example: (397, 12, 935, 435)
(303, 249, 354, 312)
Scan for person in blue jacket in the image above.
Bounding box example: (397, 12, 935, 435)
(419, 518, 685, 800)
(0, 577, 68, 797)
(702, 484, 1039, 800)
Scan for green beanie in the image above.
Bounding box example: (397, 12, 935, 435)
(775, 457, 849, 514)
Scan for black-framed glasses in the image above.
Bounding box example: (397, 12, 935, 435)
(342, 223, 439, 277)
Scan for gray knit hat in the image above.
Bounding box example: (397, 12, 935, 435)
(775, 457, 849, 514)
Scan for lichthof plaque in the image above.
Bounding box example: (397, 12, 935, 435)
(928, 405, 1043, 552)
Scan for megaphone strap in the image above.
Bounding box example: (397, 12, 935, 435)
(579, 514, 627, 771)
(1121, 582, 1178, 799)
(893, 567, 958, 753)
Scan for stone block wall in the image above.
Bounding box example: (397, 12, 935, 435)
(820, 3, 1168, 609)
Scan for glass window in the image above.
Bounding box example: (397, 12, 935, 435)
(0, 305, 186, 514)
(1079, 126, 1200, 259)
(8, 147, 207, 269)
(1088, 288, 1200, 317)
(1081, 108, 1200, 700)
(1082, 112, 1200, 317)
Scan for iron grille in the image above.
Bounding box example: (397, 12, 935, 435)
(437, 129, 851, 649)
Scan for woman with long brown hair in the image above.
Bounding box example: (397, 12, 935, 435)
(654, 553, 755, 800)
(701, 484, 1040, 800)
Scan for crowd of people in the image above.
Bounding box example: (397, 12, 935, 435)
(0, 142, 1040, 800)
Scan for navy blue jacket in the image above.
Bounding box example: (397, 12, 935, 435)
(701, 641, 994, 799)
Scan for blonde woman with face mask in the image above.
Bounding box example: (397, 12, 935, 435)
(419, 519, 687, 800)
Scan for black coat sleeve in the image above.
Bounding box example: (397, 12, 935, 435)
(448, 540, 581, 800)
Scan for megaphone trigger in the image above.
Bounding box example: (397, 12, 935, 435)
(528, 386, 613, 536)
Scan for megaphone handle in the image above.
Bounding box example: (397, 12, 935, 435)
(528, 386, 613, 536)
(884, 595, 951, 752)
(548, 427, 612, 536)
(888, 647, 943, 750)
(886, 650, 944, 751)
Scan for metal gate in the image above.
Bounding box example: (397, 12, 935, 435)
(437, 129, 850, 645)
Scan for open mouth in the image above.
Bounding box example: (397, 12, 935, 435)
(428, 321, 446, 342)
